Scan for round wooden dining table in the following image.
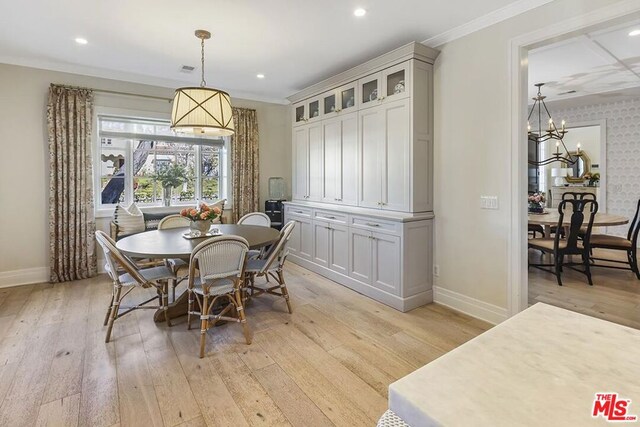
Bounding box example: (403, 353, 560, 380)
(528, 211, 628, 237)
(116, 224, 280, 322)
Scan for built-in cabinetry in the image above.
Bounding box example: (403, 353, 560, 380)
(287, 43, 439, 311)
(284, 202, 433, 312)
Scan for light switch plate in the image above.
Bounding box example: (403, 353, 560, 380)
(480, 196, 499, 210)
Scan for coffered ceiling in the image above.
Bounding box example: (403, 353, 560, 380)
(0, 0, 548, 103)
(529, 19, 640, 103)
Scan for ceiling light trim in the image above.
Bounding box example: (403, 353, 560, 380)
(422, 0, 554, 47)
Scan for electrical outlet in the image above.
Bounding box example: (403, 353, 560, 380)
(433, 265, 440, 277)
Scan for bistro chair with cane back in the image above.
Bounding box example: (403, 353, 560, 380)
(186, 235, 251, 358)
(95, 230, 176, 343)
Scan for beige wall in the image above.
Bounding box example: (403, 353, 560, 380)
(0, 64, 290, 282)
(433, 0, 626, 313)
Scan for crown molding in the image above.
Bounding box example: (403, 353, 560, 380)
(422, 0, 554, 47)
(0, 55, 289, 105)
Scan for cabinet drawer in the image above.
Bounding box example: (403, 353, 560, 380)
(314, 210, 348, 224)
(285, 205, 312, 218)
(350, 215, 400, 234)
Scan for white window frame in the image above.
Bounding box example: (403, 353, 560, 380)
(93, 107, 231, 218)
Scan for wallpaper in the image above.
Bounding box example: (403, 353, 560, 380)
(553, 97, 640, 241)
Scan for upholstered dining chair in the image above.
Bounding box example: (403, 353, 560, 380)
(589, 198, 640, 280)
(157, 214, 191, 299)
(95, 230, 175, 343)
(244, 220, 296, 313)
(186, 235, 250, 358)
(528, 199, 598, 286)
(238, 212, 271, 227)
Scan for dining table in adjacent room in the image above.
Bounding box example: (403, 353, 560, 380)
(116, 224, 280, 322)
(528, 211, 628, 237)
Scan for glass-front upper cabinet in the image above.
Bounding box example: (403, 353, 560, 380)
(293, 101, 306, 126)
(359, 73, 381, 109)
(337, 82, 357, 113)
(307, 96, 321, 123)
(382, 62, 410, 101)
(322, 90, 338, 118)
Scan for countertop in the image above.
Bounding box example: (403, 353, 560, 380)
(283, 200, 434, 223)
(389, 303, 640, 426)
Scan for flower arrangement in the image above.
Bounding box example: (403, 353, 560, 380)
(528, 192, 546, 213)
(585, 172, 600, 187)
(180, 203, 222, 222)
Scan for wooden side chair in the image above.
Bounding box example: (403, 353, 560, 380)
(244, 220, 296, 313)
(186, 235, 250, 358)
(95, 230, 175, 343)
(157, 214, 191, 299)
(589, 198, 640, 279)
(528, 199, 598, 286)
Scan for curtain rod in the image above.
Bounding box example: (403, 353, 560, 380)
(51, 83, 173, 102)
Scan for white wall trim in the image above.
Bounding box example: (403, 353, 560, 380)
(422, 0, 553, 47)
(0, 267, 48, 288)
(508, 0, 640, 317)
(433, 286, 508, 325)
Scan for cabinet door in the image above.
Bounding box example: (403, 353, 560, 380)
(381, 98, 411, 212)
(308, 123, 324, 201)
(322, 89, 339, 119)
(329, 223, 349, 275)
(337, 82, 358, 113)
(322, 118, 340, 203)
(348, 228, 372, 284)
(293, 127, 309, 200)
(312, 220, 330, 268)
(307, 97, 321, 123)
(297, 216, 313, 260)
(340, 112, 358, 206)
(358, 73, 382, 109)
(287, 217, 302, 256)
(371, 232, 401, 295)
(293, 102, 307, 126)
(381, 62, 410, 102)
(358, 107, 382, 209)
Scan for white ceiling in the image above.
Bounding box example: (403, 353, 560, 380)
(529, 19, 640, 102)
(0, 0, 541, 103)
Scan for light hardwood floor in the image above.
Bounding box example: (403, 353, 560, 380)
(0, 263, 491, 427)
(529, 248, 640, 329)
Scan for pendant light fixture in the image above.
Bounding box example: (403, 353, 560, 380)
(171, 30, 235, 136)
(527, 83, 578, 166)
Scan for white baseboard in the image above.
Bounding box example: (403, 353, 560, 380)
(0, 267, 48, 288)
(433, 286, 508, 325)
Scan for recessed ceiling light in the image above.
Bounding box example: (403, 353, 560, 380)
(256, 74, 265, 79)
(75, 37, 88, 45)
(354, 8, 367, 17)
(629, 29, 640, 37)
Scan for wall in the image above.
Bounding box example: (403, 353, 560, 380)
(0, 63, 290, 285)
(433, 0, 626, 322)
(552, 97, 640, 237)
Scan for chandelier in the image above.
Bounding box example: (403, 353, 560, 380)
(171, 30, 235, 136)
(527, 83, 578, 166)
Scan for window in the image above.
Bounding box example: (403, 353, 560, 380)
(96, 115, 228, 210)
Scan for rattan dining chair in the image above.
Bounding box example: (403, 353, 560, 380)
(238, 212, 271, 227)
(238, 212, 272, 259)
(244, 220, 296, 313)
(589, 198, 640, 279)
(186, 235, 250, 358)
(95, 230, 175, 343)
(528, 199, 598, 286)
(157, 214, 191, 299)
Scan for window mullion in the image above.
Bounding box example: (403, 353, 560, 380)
(195, 145, 202, 204)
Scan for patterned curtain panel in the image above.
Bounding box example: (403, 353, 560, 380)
(47, 84, 97, 282)
(231, 107, 260, 222)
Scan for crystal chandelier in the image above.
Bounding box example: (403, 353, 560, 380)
(527, 83, 578, 166)
(171, 30, 235, 136)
